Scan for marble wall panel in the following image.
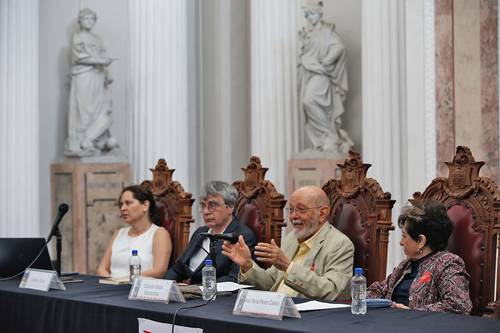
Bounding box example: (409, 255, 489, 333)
(435, 0, 455, 177)
(435, 0, 499, 181)
(479, 0, 499, 179)
(454, 1, 483, 160)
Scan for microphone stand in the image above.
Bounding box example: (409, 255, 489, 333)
(55, 227, 62, 276)
(209, 239, 217, 268)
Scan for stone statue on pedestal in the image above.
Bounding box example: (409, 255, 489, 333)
(297, 1, 353, 157)
(64, 8, 119, 157)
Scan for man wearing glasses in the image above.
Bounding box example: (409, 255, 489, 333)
(222, 185, 354, 300)
(165, 181, 256, 284)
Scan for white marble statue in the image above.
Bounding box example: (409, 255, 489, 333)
(298, 1, 353, 155)
(64, 8, 119, 157)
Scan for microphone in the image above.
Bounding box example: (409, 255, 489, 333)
(200, 232, 239, 243)
(46, 203, 69, 243)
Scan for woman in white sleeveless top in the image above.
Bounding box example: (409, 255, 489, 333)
(97, 185, 171, 279)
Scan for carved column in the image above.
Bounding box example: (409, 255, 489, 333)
(128, 0, 191, 187)
(0, 0, 39, 236)
(250, 0, 299, 194)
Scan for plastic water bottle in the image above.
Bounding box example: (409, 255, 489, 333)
(129, 249, 141, 284)
(351, 267, 367, 314)
(202, 259, 217, 301)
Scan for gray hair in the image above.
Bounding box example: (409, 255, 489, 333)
(199, 181, 239, 207)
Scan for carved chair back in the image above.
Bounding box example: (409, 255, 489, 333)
(322, 151, 395, 285)
(140, 159, 194, 266)
(411, 146, 500, 317)
(233, 157, 286, 262)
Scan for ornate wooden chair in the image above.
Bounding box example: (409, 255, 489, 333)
(322, 151, 395, 285)
(140, 159, 195, 265)
(411, 146, 500, 317)
(233, 156, 287, 248)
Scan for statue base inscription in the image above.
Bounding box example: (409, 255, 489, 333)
(50, 162, 131, 274)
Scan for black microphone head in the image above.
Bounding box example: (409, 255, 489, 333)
(199, 232, 239, 243)
(58, 203, 69, 214)
(224, 232, 239, 243)
(47, 204, 70, 243)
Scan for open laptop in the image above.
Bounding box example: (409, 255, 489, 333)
(0, 238, 55, 278)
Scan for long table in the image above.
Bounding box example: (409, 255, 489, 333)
(0, 275, 499, 333)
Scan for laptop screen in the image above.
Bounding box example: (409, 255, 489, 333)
(0, 238, 54, 278)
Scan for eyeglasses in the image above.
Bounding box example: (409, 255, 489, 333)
(286, 206, 323, 215)
(199, 201, 225, 212)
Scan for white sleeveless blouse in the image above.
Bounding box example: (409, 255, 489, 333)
(110, 224, 159, 279)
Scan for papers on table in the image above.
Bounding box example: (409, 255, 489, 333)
(295, 300, 350, 312)
(217, 282, 253, 292)
(199, 282, 253, 293)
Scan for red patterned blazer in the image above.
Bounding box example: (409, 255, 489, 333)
(367, 251, 472, 314)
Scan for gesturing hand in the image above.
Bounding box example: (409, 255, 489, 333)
(254, 239, 290, 271)
(221, 235, 253, 273)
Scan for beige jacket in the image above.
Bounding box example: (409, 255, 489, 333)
(240, 223, 354, 300)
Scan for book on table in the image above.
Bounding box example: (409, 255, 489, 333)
(99, 277, 130, 285)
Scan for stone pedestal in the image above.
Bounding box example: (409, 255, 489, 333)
(287, 158, 343, 197)
(50, 162, 131, 274)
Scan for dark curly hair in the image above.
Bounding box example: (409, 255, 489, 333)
(119, 185, 161, 226)
(398, 199, 453, 251)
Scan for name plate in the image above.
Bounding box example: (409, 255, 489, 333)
(233, 289, 301, 320)
(128, 278, 185, 303)
(19, 268, 66, 292)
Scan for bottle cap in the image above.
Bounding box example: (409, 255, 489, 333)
(204, 259, 213, 266)
(132, 249, 138, 256)
(354, 267, 363, 275)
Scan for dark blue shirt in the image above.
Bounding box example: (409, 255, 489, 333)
(392, 252, 434, 305)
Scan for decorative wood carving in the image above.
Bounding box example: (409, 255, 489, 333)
(233, 156, 287, 249)
(141, 159, 194, 264)
(322, 151, 395, 285)
(412, 146, 500, 317)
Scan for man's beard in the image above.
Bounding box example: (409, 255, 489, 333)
(291, 219, 318, 241)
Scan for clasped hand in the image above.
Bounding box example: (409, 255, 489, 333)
(391, 302, 410, 310)
(221, 236, 291, 273)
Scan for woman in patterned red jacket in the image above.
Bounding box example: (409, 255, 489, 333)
(367, 200, 472, 314)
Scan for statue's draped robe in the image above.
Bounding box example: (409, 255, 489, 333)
(65, 31, 112, 156)
(298, 22, 351, 153)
